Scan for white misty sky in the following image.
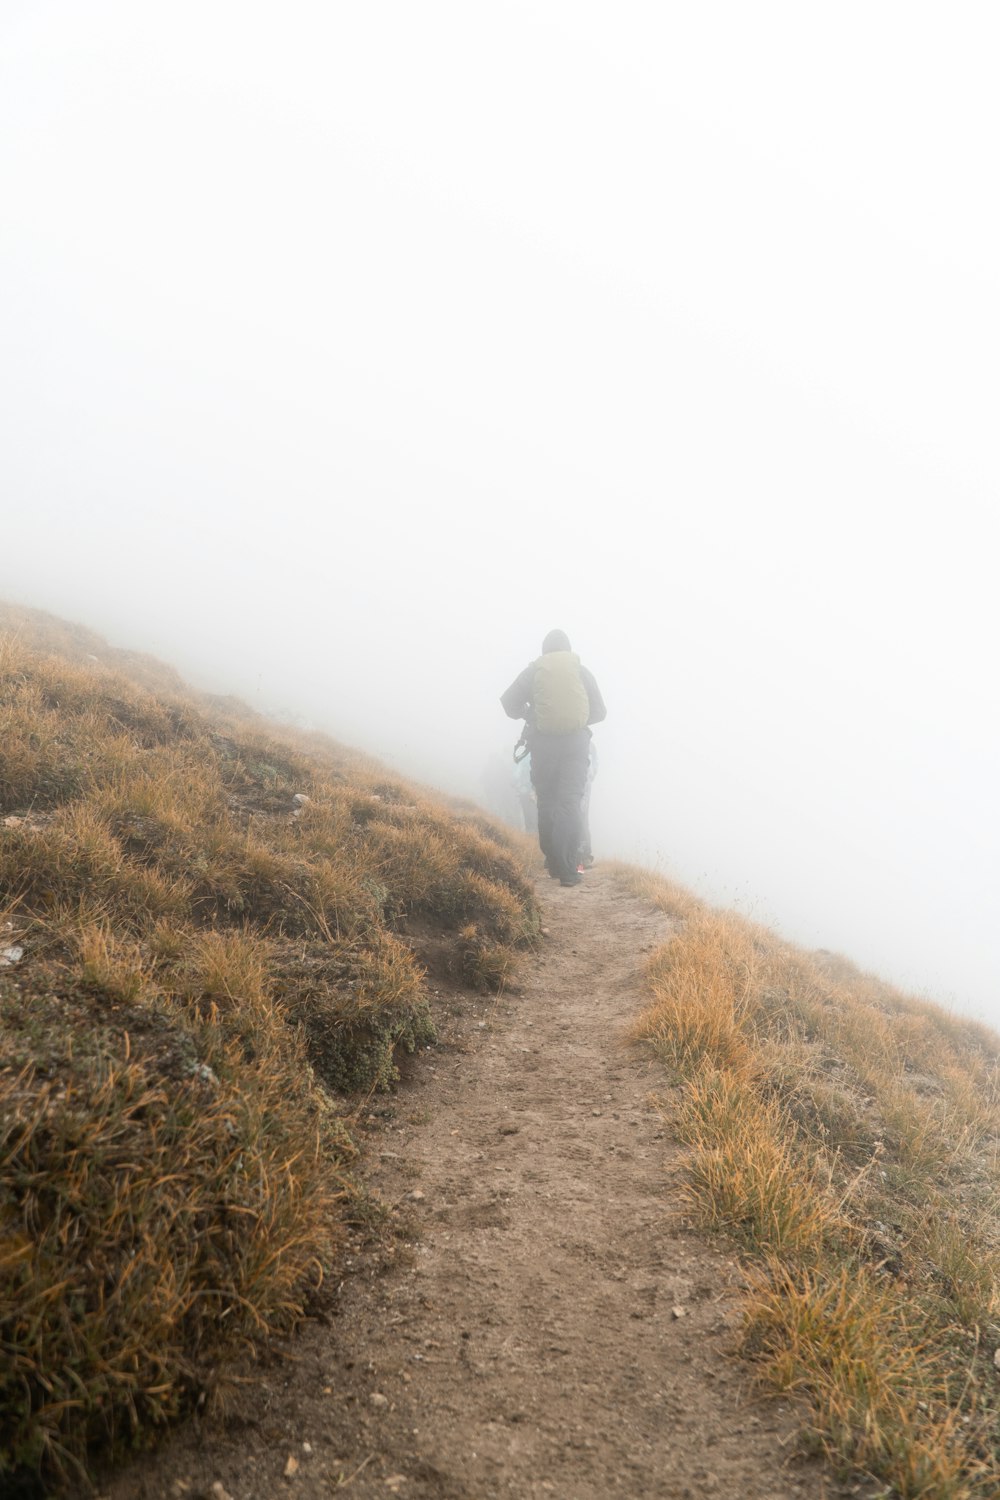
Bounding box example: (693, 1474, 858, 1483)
(1, 2, 997, 1019)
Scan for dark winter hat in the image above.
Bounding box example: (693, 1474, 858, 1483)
(542, 629, 572, 654)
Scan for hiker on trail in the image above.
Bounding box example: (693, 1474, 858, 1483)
(512, 751, 538, 835)
(579, 737, 598, 868)
(500, 630, 606, 886)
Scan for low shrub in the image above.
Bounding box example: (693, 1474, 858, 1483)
(275, 932, 435, 1093)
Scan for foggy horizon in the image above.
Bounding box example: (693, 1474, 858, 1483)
(2, 3, 997, 1022)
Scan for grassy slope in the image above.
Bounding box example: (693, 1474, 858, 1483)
(0, 603, 539, 1492)
(618, 868, 1000, 1500)
(7, 602, 998, 1499)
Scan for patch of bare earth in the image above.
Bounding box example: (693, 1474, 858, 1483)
(104, 871, 870, 1500)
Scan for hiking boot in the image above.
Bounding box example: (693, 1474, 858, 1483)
(560, 872, 582, 887)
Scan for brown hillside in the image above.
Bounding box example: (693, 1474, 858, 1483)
(0, 602, 539, 1494)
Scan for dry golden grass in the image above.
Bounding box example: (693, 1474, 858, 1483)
(606, 860, 705, 921)
(675, 1067, 846, 1258)
(743, 1260, 997, 1499)
(1, 980, 344, 1491)
(624, 868, 1000, 1499)
(0, 604, 538, 1492)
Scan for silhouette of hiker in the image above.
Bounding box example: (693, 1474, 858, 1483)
(580, 736, 598, 867)
(501, 630, 606, 886)
(512, 751, 538, 834)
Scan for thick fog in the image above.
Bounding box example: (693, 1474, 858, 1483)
(2, 4, 997, 1021)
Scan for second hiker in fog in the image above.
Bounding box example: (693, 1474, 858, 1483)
(500, 630, 606, 886)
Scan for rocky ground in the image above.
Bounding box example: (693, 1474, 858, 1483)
(102, 869, 875, 1500)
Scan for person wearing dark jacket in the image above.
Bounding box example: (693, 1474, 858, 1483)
(500, 629, 607, 886)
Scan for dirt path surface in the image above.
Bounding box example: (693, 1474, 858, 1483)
(106, 871, 866, 1500)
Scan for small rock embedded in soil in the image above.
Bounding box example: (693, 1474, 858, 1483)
(370, 1391, 389, 1408)
(672, 1305, 687, 1319)
(283, 1454, 299, 1478)
(407, 1189, 425, 1202)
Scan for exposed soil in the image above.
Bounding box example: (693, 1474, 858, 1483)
(103, 870, 871, 1500)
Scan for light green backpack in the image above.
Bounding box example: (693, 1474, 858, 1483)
(531, 651, 589, 734)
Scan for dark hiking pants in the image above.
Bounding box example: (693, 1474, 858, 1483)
(529, 729, 591, 881)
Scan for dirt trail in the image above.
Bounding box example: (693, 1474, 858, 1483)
(106, 871, 863, 1500)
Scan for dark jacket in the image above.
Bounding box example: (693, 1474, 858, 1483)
(501, 657, 607, 730)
